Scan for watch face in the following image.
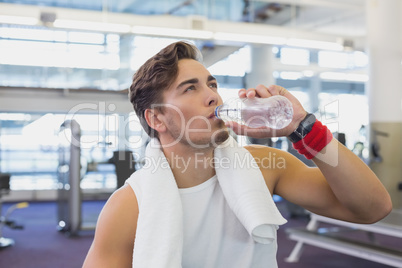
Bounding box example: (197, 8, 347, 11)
(288, 114, 316, 143)
(288, 131, 302, 143)
(302, 115, 316, 132)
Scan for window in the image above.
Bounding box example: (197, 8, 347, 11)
(318, 51, 368, 69)
(0, 112, 144, 191)
(280, 47, 310, 66)
(318, 93, 368, 151)
(0, 25, 122, 89)
(208, 46, 251, 76)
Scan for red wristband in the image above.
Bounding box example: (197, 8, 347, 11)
(292, 120, 333, 159)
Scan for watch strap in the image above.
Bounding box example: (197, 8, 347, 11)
(287, 113, 316, 143)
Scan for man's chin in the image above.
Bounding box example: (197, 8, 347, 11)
(211, 128, 230, 146)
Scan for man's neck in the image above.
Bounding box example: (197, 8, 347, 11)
(161, 142, 216, 189)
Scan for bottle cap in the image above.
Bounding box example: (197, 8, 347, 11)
(214, 105, 221, 119)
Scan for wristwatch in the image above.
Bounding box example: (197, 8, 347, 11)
(287, 113, 316, 143)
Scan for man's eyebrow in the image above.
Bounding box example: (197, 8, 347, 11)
(177, 78, 198, 90)
(208, 75, 217, 82)
(176, 75, 216, 90)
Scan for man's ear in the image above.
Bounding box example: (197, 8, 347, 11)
(144, 108, 166, 133)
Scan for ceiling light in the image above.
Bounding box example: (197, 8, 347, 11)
(345, 73, 369, 82)
(287, 38, 343, 51)
(320, 72, 368, 82)
(320, 72, 346, 80)
(302, 70, 315, 77)
(279, 71, 303, 80)
(54, 19, 131, 33)
(214, 32, 286, 45)
(0, 15, 38, 25)
(132, 26, 213, 40)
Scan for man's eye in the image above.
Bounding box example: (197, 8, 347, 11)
(209, 83, 218, 89)
(184, 86, 196, 92)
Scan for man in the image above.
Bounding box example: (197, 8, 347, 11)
(83, 41, 391, 267)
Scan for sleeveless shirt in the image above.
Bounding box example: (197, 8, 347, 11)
(178, 175, 278, 268)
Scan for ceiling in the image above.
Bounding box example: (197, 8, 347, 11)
(0, 0, 367, 38)
(0, 0, 369, 76)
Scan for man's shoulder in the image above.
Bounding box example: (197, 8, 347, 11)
(108, 184, 138, 210)
(244, 144, 285, 156)
(243, 144, 296, 171)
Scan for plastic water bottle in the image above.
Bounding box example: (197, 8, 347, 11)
(215, 95, 293, 129)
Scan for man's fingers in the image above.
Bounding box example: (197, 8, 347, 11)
(238, 88, 247, 98)
(267, 85, 288, 96)
(254, 84, 272, 98)
(245, 89, 256, 98)
(241, 85, 285, 99)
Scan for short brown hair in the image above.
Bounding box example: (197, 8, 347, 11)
(129, 41, 202, 138)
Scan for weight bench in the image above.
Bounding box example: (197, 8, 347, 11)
(286, 212, 402, 267)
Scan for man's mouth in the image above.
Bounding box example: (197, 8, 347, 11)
(208, 112, 216, 119)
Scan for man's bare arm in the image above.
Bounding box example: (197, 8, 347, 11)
(83, 185, 138, 268)
(247, 142, 392, 224)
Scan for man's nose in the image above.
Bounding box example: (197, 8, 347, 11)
(205, 86, 219, 106)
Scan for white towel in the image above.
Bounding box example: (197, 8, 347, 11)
(127, 136, 287, 267)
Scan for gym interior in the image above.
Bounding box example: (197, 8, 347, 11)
(0, 0, 401, 267)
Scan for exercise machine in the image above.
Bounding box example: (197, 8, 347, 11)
(57, 120, 90, 236)
(57, 119, 136, 236)
(0, 173, 28, 248)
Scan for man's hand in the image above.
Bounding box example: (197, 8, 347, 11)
(226, 84, 307, 139)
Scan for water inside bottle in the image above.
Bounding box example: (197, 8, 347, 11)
(241, 97, 293, 129)
(216, 96, 293, 129)
(216, 106, 242, 123)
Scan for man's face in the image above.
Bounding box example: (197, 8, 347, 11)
(157, 59, 229, 148)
